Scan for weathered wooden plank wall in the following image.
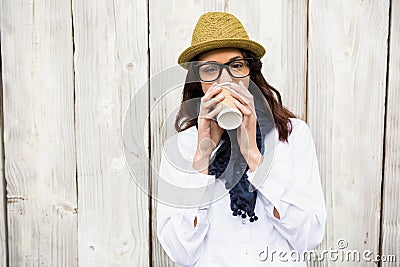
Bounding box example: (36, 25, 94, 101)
(0, 0, 77, 266)
(381, 0, 400, 266)
(308, 1, 390, 266)
(72, 0, 149, 266)
(0, 27, 6, 267)
(0, 0, 398, 266)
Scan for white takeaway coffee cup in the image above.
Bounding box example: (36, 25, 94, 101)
(215, 82, 243, 130)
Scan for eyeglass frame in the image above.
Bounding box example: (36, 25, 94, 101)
(192, 57, 256, 82)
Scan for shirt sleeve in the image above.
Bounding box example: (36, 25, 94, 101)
(156, 144, 216, 266)
(247, 120, 327, 253)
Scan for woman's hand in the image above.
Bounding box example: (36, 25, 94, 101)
(231, 81, 263, 171)
(193, 83, 224, 174)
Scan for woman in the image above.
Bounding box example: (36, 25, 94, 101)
(157, 12, 326, 266)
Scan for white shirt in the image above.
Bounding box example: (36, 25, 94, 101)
(157, 118, 327, 267)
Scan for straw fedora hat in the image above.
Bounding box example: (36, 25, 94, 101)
(178, 12, 266, 67)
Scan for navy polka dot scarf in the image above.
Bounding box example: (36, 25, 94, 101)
(208, 125, 263, 223)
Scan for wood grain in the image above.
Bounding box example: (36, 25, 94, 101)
(1, 0, 77, 265)
(308, 0, 390, 266)
(72, 0, 149, 266)
(0, 24, 7, 267)
(381, 0, 400, 265)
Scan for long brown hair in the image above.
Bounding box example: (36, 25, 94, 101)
(174, 50, 297, 142)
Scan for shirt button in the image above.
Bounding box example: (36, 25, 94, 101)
(241, 219, 246, 224)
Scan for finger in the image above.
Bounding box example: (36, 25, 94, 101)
(231, 82, 253, 101)
(199, 97, 224, 117)
(234, 99, 253, 117)
(231, 81, 253, 100)
(203, 94, 224, 109)
(201, 84, 216, 102)
(201, 105, 222, 120)
(207, 105, 223, 119)
(203, 83, 222, 100)
(231, 90, 254, 108)
(230, 89, 251, 108)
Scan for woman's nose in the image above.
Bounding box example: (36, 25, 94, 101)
(218, 68, 233, 83)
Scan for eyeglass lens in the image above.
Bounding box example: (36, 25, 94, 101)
(198, 59, 250, 82)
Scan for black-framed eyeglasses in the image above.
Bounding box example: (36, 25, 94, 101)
(194, 58, 253, 82)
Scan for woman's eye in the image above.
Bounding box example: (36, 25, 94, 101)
(231, 62, 244, 69)
(202, 65, 219, 73)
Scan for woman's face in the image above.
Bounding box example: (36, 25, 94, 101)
(197, 48, 250, 94)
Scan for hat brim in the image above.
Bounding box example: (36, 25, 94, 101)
(178, 38, 266, 68)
